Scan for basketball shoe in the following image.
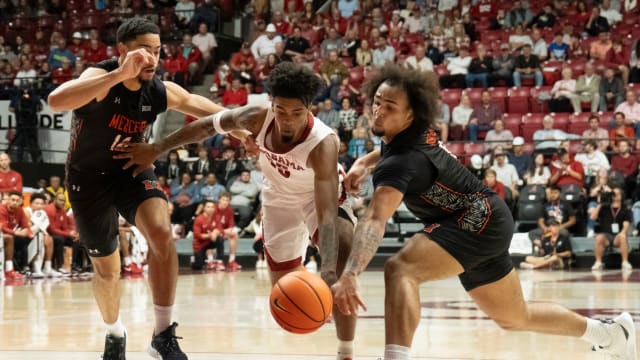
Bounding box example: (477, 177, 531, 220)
(123, 263, 144, 275)
(227, 260, 242, 271)
(593, 312, 637, 360)
(4, 270, 25, 280)
(148, 322, 187, 360)
(102, 332, 126, 360)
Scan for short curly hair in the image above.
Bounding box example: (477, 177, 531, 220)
(266, 62, 323, 107)
(364, 65, 440, 135)
(117, 17, 160, 44)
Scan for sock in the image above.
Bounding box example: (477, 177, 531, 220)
(154, 304, 173, 334)
(581, 318, 613, 348)
(105, 316, 126, 338)
(207, 254, 214, 262)
(6, 260, 13, 272)
(337, 340, 353, 360)
(44, 260, 52, 272)
(384, 344, 410, 360)
(229, 254, 236, 262)
(124, 256, 133, 266)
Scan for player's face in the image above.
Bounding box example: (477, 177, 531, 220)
(370, 82, 413, 142)
(123, 34, 161, 82)
(272, 97, 310, 144)
(31, 198, 44, 211)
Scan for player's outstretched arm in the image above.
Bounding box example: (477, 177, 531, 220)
(48, 49, 156, 112)
(165, 81, 225, 118)
(331, 185, 403, 315)
(113, 104, 267, 176)
(308, 135, 340, 285)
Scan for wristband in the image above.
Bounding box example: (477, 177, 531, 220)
(211, 110, 230, 135)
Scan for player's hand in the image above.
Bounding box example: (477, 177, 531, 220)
(331, 272, 366, 316)
(118, 48, 156, 80)
(343, 161, 366, 196)
(112, 142, 161, 177)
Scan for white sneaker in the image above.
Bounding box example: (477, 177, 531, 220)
(258, 260, 267, 269)
(31, 271, 45, 279)
(587, 229, 595, 238)
(519, 262, 535, 269)
(45, 269, 63, 277)
(592, 262, 604, 271)
(305, 260, 317, 273)
(600, 312, 637, 360)
(622, 261, 633, 271)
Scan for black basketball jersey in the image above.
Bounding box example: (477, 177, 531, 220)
(373, 129, 496, 233)
(67, 59, 167, 173)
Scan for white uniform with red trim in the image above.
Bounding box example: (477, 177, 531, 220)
(256, 105, 355, 268)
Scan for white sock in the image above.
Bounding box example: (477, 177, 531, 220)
(581, 318, 613, 347)
(337, 340, 353, 360)
(384, 344, 410, 360)
(154, 304, 173, 334)
(44, 260, 52, 272)
(229, 254, 235, 262)
(5, 260, 13, 272)
(207, 254, 214, 262)
(105, 316, 126, 338)
(124, 256, 133, 266)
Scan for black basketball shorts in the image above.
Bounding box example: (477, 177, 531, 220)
(67, 168, 167, 257)
(420, 195, 515, 291)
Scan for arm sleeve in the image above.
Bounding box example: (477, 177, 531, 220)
(373, 151, 437, 194)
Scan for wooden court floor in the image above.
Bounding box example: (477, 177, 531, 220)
(1, 269, 639, 359)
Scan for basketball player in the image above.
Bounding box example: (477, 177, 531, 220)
(24, 192, 61, 278)
(48, 18, 227, 359)
(113, 62, 359, 360)
(331, 65, 637, 360)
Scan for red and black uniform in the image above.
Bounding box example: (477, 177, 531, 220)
(66, 59, 167, 257)
(373, 129, 514, 291)
(191, 212, 224, 270)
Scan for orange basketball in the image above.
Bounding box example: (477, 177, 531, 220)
(269, 270, 333, 334)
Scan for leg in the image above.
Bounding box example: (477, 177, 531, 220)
(594, 234, 607, 263)
(90, 251, 122, 324)
(513, 71, 521, 87)
(384, 233, 464, 346)
(613, 236, 630, 264)
(599, 94, 608, 112)
(224, 228, 238, 261)
(523, 254, 561, 269)
(468, 270, 586, 336)
(570, 95, 582, 114)
(534, 70, 543, 87)
(134, 197, 176, 308)
(3, 234, 14, 267)
(468, 123, 479, 141)
(334, 217, 357, 344)
(478, 73, 489, 88)
(590, 92, 599, 113)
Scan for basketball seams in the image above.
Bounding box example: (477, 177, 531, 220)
(276, 279, 324, 323)
(290, 273, 331, 322)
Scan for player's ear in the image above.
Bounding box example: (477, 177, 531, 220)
(116, 42, 128, 60)
(406, 108, 414, 124)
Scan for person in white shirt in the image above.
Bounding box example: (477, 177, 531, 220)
(531, 28, 548, 61)
(250, 24, 283, 62)
(372, 35, 396, 68)
(24, 192, 61, 278)
(191, 22, 218, 71)
(440, 45, 472, 89)
(491, 147, 520, 198)
(403, 6, 427, 34)
(13, 59, 37, 88)
(175, 0, 196, 27)
(533, 115, 580, 150)
(484, 119, 514, 152)
(509, 23, 533, 50)
(575, 139, 610, 179)
(600, 0, 622, 25)
(523, 153, 551, 186)
(615, 90, 640, 135)
(404, 43, 433, 72)
(450, 92, 474, 140)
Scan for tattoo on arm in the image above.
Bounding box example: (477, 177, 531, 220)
(345, 219, 386, 276)
(318, 222, 338, 273)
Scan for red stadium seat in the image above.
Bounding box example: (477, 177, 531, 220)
(521, 113, 546, 141)
(433, 64, 449, 77)
(541, 60, 563, 86)
(507, 87, 531, 114)
(569, 113, 592, 135)
(490, 87, 508, 113)
(441, 88, 463, 112)
(552, 112, 570, 132)
(522, 142, 535, 154)
(348, 66, 365, 88)
(568, 59, 586, 77)
(503, 113, 523, 137)
(340, 57, 353, 68)
(466, 88, 484, 108)
(444, 143, 465, 158)
(529, 86, 552, 113)
(464, 142, 486, 156)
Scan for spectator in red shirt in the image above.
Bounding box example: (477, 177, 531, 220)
(1, 191, 31, 280)
(482, 168, 506, 199)
(230, 42, 258, 74)
(178, 34, 202, 84)
(272, 10, 291, 36)
(550, 148, 585, 188)
(161, 44, 188, 87)
(472, 0, 497, 19)
(68, 32, 87, 58)
(222, 78, 248, 108)
(52, 58, 74, 85)
(605, 38, 630, 85)
(45, 192, 79, 274)
(0, 152, 22, 194)
(84, 39, 108, 65)
(192, 200, 224, 270)
(216, 192, 241, 271)
(611, 140, 639, 198)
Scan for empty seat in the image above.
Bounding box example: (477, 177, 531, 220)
(490, 86, 509, 113)
(529, 86, 553, 113)
(521, 113, 546, 141)
(508, 87, 531, 114)
(503, 113, 523, 137)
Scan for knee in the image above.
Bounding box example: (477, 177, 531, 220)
(384, 255, 412, 282)
(494, 313, 529, 331)
(144, 223, 173, 250)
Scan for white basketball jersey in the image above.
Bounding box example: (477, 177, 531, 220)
(256, 104, 338, 207)
(26, 207, 50, 234)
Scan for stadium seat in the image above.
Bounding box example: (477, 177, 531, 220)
(517, 185, 545, 231)
(529, 86, 552, 113)
(349, 66, 365, 88)
(490, 87, 508, 113)
(507, 87, 531, 113)
(466, 88, 484, 108)
(521, 113, 545, 141)
(441, 88, 463, 112)
(569, 59, 586, 77)
(522, 142, 535, 154)
(569, 113, 591, 135)
(503, 113, 523, 137)
(541, 60, 563, 86)
(433, 64, 449, 77)
(444, 143, 465, 158)
(464, 142, 486, 157)
(552, 112, 571, 132)
(569, 140, 583, 154)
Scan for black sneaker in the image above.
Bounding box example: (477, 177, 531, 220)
(102, 332, 126, 360)
(147, 322, 187, 359)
